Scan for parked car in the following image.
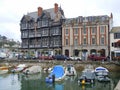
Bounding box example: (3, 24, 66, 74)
(88, 54, 107, 61)
(53, 55, 70, 60)
(69, 56, 82, 61)
(0, 52, 6, 59)
(39, 55, 53, 60)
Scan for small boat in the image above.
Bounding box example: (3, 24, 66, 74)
(65, 64, 77, 76)
(0, 66, 9, 74)
(97, 75, 110, 82)
(11, 64, 26, 73)
(78, 69, 95, 85)
(23, 65, 42, 75)
(45, 65, 66, 83)
(94, 66, 109, 76)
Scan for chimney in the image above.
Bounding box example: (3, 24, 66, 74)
(110, 13, 113, 18)
(38, 7, 43, 16)
(54, 3, 58, 13)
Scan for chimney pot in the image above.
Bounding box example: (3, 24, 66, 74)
(38, 7, 43, 16)
(54, 3, 58, 13)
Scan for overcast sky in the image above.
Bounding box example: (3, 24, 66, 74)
(0, 0, 120, 41)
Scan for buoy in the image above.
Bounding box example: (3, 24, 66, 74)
(82, 80, 85, 84)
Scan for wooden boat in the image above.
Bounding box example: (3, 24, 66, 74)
(65, 64, 77, 76)
(0, 66, 9, 74)
(11, 64, 26, 73)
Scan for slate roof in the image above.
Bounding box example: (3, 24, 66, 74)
(21, 7, 65, 22)
(64, 15, 109, 24)
(111, 27, 120, 33)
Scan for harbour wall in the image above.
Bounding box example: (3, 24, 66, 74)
(0, 60, 120, 72)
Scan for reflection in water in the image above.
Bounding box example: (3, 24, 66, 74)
(46, 83, 64, 90)
(55, 84, 64, 90)
(0, 72, 120, 90)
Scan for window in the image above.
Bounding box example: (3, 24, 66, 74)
(83, 37, 87, 45)
(43, 38, 48, 47)
(66, 38, 68, 45)
(42, 20, 48, 26)
(114, 33, 120, 39)
(100, 36, 105, 45)
(22, 31, 28, 38)
(92, 37, 96, 45)
(65, 29, 68, 35)
(101, 16, 106, 21)
(74, 38, 78, 46)
(83, 26, 87, 34)
(53, 27, 60, 35)
(42, 29, 48, 36)
(91, 27, 96, 34)
(37, 21, 41, 27)
(21, 23, 27, 29)
(100, 26, 105, 34)
(74, 28, 78, 35)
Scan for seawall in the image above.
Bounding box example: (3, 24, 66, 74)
(0, 60, 120, 72)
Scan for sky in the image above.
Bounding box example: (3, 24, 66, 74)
(0, 0, 120, 42)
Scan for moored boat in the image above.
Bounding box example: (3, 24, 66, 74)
(23, 65, 42, 75)
(65, 64, 77, 76)
(11, 64, 27, 73)
(94, 66, 109, 76)
(45, 65, 66, 83)
(78, 69, 95, 85)
(0, 66, 9, 74)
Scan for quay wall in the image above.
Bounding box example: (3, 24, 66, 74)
(0, 60, 120, 72)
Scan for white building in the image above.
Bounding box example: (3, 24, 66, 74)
(110, 27, 120, 61)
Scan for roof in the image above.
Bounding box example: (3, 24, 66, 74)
(111, 27, 120, 33)
(21, 7, 65, 22)
(64, 15, 110, 24)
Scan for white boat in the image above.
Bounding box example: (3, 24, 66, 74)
(94, 66, 109, 76)
(45, 65, 66, 83)
(11, 64, 26, 73)
(0, 66, 8, 74)
(65, 64, 77, 76)
(23, 65, 42, 75)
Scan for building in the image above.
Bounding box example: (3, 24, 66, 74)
(62, 14, 113, 60)
(110, 27, 120, 60)
(20, 3, 65, 57)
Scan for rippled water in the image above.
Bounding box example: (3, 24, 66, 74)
(0, 71, 120, 90)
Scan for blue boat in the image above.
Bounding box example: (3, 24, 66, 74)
(45, 65, 66, 83)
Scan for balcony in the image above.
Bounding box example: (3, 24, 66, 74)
(21, 35, 28, 38)
(22, 45, 28, 48)
(29, 34, 35, 38)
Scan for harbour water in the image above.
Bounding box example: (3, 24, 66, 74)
(0, 71, 120, 90)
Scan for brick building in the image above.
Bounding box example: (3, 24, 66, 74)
(62, 14, 113, 60)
